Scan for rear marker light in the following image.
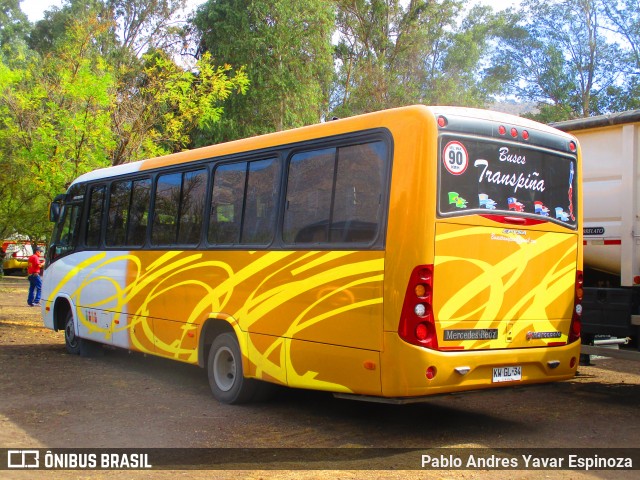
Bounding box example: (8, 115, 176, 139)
(569, 141, 577, 152)
(572, 319, 581, 335)
(568, 271, 583, 344)
(522, 130, 529, 140)
(510, 127, 518, 138)
(570, 357, 577, 369)
(418, 268, 432, 282)
(426, 366, 437, 380)
(498, 125, 506, 135)
(398, 265, 439, 350)
(437, 116, 447, 128)
(416, 323, 428, 340)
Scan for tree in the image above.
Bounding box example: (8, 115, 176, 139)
(111, 50, 249, 164)
(0, 14, 115, 241)
(0, 0, 249, 241)
(495, 0, 621, 121)
(0, 0, 29, 51)
(193, 0, 334, 143)
(333, 0, 418, 116)
(331, 0, 507, 118)
(108, 0, 187, 58)
(24, 0, 250, 167)
(599, 0, 640, 111)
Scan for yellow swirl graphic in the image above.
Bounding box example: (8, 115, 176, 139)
(57, 249, 385, 392)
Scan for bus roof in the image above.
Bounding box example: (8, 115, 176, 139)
(71, 105, 573, 187)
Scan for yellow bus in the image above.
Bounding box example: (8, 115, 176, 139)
(42, 105, 583, 404)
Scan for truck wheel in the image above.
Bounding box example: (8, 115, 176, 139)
(64, 311, 81, 355)
(207, 333, 258, 404)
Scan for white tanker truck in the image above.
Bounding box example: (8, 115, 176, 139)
(553, 111, 640, 360)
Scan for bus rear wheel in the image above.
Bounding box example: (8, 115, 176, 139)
(207, 333, 259, 404)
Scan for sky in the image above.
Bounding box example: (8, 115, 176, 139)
(20, 0, 205, 22)
(21, 0, 520, 23)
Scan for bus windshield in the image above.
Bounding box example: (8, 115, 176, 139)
(438, 135, 577, 228)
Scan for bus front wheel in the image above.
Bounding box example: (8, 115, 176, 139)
(64, 311, 81, 355)
(207, 333, 258, 404)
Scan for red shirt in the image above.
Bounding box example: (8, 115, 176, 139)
(27, 253, 44, 275)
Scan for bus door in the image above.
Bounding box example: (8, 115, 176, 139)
(44, 193, 84, 329)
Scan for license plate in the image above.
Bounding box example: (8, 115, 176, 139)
(492, 366, 522, 383)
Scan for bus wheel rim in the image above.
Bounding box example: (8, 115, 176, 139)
(213, 346, 236, 392)
(65, 320, 77, 348)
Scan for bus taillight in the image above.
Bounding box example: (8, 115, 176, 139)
(399, 265, 439, 350)
(569, 270, 583, 344)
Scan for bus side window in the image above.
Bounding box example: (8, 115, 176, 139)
(86, 185, 105, 248)
(208, 159, 278, 246)
(127, 178, 151, 246)
(242, 159, 278, 244)
(56, 204, 82, 255)
(106, 181, 131, 247)
(284, 148, 335, 244)
(209, 163, 246, 244)
(283, 141, 386, 245)
(177, 169, 207, 245)
(151, 173, 181, 245)
(331, 142, 385, 243)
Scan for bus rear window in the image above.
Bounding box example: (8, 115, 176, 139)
(438, 136, 577, 228)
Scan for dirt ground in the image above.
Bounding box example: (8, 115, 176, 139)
(1, 276, 639, 479)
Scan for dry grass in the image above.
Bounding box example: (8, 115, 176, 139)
(0, 281, 50, 343)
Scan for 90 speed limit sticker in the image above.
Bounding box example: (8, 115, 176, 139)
(443, 141, 468, 175)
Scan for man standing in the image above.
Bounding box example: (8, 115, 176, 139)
(27, 247, 44, 307)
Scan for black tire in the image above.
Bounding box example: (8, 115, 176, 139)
(207, 333, 258, 404)
(64, 310, 81, 355)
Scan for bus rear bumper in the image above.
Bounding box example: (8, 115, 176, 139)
(379, 332, 580, 398)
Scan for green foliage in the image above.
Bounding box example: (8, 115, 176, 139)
(494, 0, 624, 121)
(331, 0, 507, 118)
(600, 0, 640, 112)
(117, 50, 249, 162)
(0, 0, 248, 240)
(0, 0, 29, 51)
(0, 14, 114, 240)
(193, 0, 334, 143)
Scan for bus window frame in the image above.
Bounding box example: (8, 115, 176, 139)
(49, 127, 394, 259)
(207, 156, 281, 248)
(280, 130, 393, 250)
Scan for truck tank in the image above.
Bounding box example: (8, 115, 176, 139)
(553, 111, 640, 344)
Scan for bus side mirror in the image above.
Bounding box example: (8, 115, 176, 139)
(50, 194, 65, 222)
(49, 203, 61, 222)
